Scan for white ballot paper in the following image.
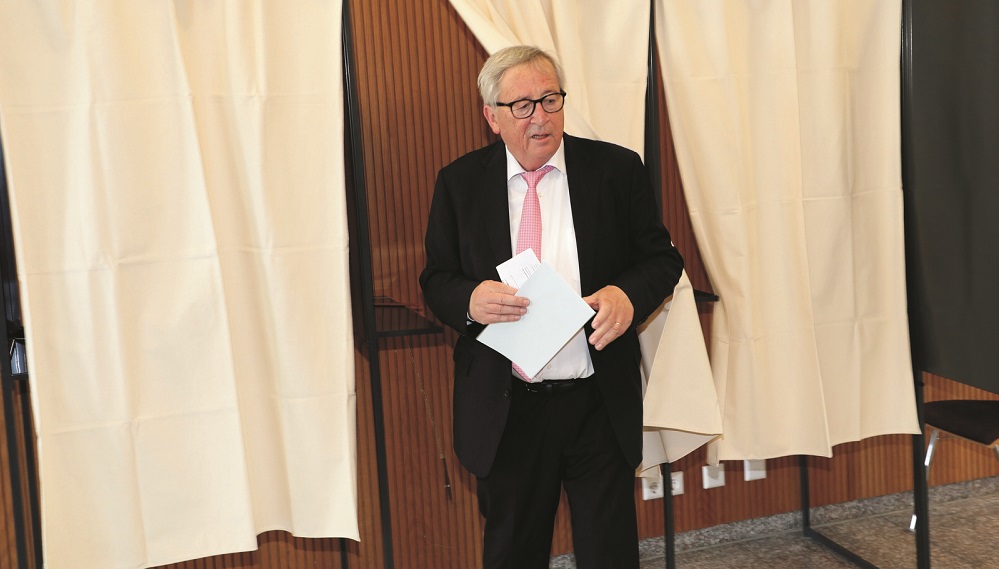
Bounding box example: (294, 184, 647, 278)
(496, 248, 542, 288)
(477, 259, 595, 379)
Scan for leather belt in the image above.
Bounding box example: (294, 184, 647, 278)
(513, 375, 593, 394)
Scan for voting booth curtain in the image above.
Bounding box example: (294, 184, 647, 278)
(446, 0, 724, 473)
(906, 0, 999, 396)
(656, 0, 920, 461)
(0, 2, 357, 568)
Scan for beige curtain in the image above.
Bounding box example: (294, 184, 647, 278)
(0, 2, 357, 568)
(656, 0, 919, 461)
(448, 0, 723, 474)
(448, 0, 647, 153)
(639, 275, 722, 470)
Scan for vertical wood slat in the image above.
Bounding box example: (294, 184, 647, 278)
(353, 343, 384, 569)
(0, 382, 37, 569)
(0, 385, 27, 567)
(14, 387, 37, 568)
(0, 383, 17, 569)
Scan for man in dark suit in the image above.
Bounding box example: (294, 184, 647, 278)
(420, 45, 683, 569)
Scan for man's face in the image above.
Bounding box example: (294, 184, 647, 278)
(483, 60, 564, 172)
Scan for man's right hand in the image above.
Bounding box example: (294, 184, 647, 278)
(468, 280, 529, 324)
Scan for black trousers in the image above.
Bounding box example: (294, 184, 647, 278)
(476, 375, 639, 569)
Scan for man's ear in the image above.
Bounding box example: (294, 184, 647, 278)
(483, 105, 501, 135)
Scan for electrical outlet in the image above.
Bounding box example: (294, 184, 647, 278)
(671, 471, 684, 495)
(744, 459, 767, 481)
(702, 464, 725, 489)
(641, 475, 665, 500)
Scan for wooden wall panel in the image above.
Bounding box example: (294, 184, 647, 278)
(0, 381, 38, 569)
(348, 0, 491, 566)
(352, 0, 491, 309)
(0, 385, 24, 569)
(351, 348, 384, 569)
(0, 388, 17, 569)
(375, 335, 483, 568)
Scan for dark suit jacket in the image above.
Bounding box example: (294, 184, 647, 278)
(420, 134, 683, 478)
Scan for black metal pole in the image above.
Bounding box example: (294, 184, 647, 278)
(899, 1, 930, 565)
(660, 462, 675, 569)
(340, 539, 350, 569)
(911, 372, 930, 569)
(800, 456, 879, 569)
(645, 7, 679, 569)
(645, 0, 663, 216)
(799, 455, 812, 532)
(648, 5, 677, 568)
(342, 1, 392, 567)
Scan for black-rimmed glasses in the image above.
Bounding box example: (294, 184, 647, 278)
(495, 91, 567, 119)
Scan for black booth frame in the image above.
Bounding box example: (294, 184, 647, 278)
(649, 1, 934, 568)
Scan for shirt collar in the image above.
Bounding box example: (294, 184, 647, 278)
(505, 138, 566, 182)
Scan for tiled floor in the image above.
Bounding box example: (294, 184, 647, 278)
(554, 476, 999, 569)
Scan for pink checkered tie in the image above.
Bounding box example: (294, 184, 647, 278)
(512, 164, 554, 381)
(515, 165, 554, 260)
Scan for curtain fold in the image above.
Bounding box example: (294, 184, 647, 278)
(656, 0, 919, 461)
(0, 2, 357, 567)
(449, 0, 644, 153)
(639, 272, 722, 470)
(448, 0, 722, 473)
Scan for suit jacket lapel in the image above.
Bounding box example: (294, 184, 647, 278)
(481, 142, 513, 271)
(564, 135, 600, 294)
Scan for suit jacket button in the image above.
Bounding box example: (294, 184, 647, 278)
(503, 389, 511, 398)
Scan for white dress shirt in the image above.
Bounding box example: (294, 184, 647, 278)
(506, 141, 595, 382)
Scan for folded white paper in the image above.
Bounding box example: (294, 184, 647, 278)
(496, 248, 540, 288)
(477, 262, 595, 379)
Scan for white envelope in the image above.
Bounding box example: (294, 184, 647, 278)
(477, 262, 595, 379)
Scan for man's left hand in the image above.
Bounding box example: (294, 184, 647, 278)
(583, 285, 633, 351)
